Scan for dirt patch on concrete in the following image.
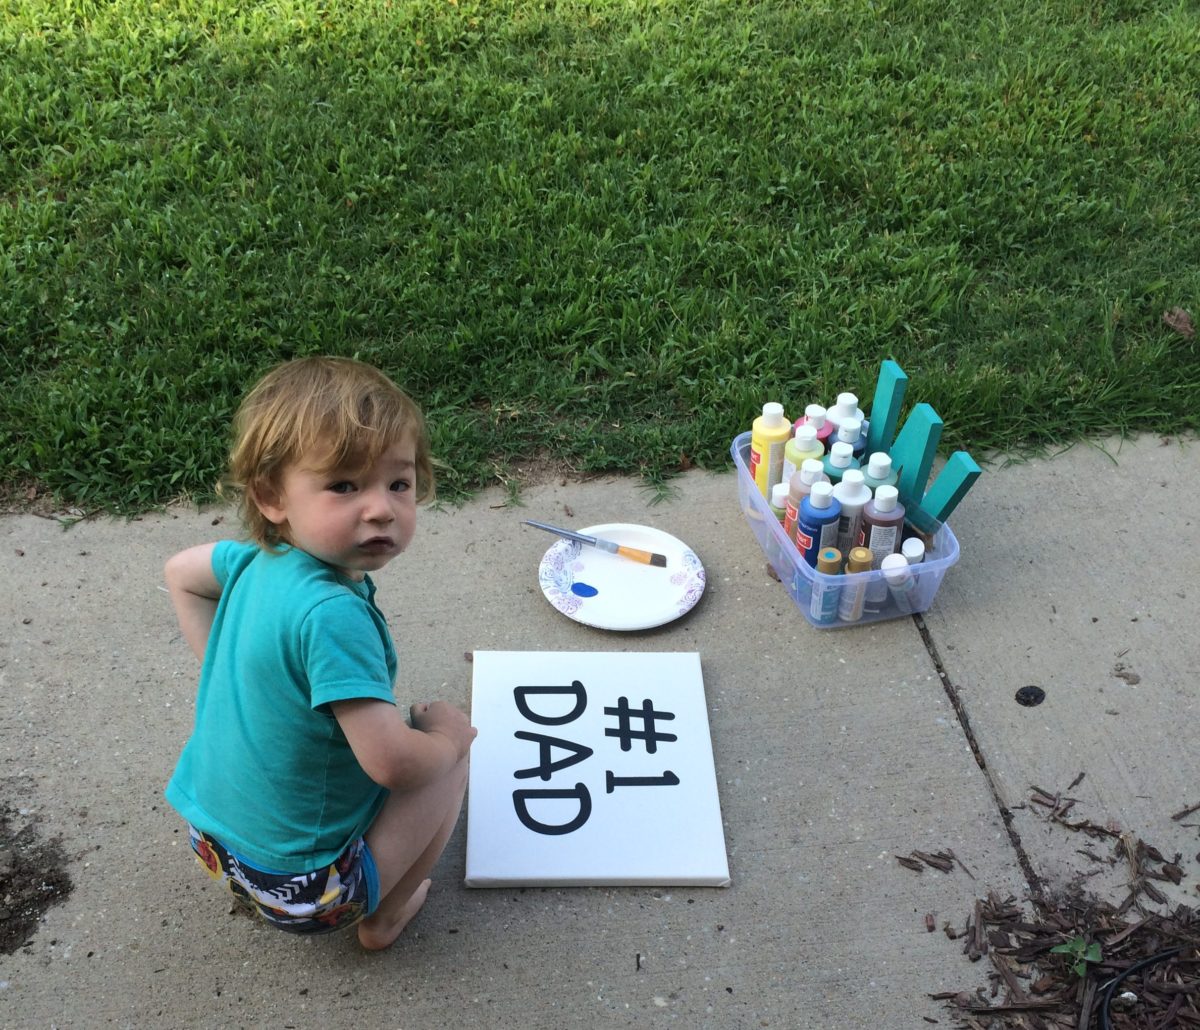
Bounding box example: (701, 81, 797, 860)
(0, 783, 74, 954)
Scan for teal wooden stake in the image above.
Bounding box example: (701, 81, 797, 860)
(865, 359, 907, 455)
(860, 359, 982, 534)
(891, 403, 943, 512)
(917, 452, 981, 528)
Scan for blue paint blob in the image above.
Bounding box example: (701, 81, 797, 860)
(570, 582, 599, 598)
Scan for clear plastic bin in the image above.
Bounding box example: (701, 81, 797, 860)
(731, 432, 960, 628)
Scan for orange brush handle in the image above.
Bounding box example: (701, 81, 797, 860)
(616, 545, 654, 564)
(615, 545, 668, 568)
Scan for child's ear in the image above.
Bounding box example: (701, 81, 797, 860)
(250, 480, 288, 526)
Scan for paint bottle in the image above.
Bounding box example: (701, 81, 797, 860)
(827, 392, 866, 436)
(767, 482, 791, 566)
(861, 485, 906, 568)
(809, 547, 843, 625)
(795, 482, 842, 568)
(861, 452, 899, 492)
(831, 468, 872, 560)
(837, 546, 873, 623)
(834, 417, 866, 460)
(902, 537, 926, 565)
(795, 403, 835, 450)
(750, 402, 790, 498)
(822, 441, 860, 484)
(783, 459, 829, 542)
(769, 482, 789, 524)
(882, 552, 920, 614)
(781, 424, 824, 487)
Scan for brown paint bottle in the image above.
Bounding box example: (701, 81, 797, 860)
(860, 485, 906, 569)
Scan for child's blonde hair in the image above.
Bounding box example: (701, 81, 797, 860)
(223, 356, 435, 548)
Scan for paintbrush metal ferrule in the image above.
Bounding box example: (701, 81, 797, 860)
(522, 520, 667, 568)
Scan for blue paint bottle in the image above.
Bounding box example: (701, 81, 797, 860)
(795, 482, 842, 568)
(835, 417, 867, 460)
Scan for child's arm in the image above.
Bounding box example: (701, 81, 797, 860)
(333, 699, 476, 791)
(164, 543, 221, 661)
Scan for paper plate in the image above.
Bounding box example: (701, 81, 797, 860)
(536, 523, 706, 631)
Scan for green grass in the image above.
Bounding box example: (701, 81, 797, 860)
(2, 0, 1198, 511)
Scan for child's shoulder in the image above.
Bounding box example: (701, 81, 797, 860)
(222, 542, 364, 603)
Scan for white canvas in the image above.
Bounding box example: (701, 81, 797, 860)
(465, 651, 730, 887)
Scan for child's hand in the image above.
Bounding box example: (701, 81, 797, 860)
(410, 701, 477, 759)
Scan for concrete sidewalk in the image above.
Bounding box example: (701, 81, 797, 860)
(1, 434, 1196, 1029)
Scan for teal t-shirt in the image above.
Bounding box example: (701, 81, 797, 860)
(166, 541, 397, 871)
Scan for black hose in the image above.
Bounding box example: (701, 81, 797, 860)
(1097, 946, 1183, 1030)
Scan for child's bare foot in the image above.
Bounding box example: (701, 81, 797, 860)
(357, 878, 432, 951)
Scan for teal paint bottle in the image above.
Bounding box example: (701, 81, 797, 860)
(861, 452, 898, 492)
(882, 553, 920, 614)
(822, 441, 860, 484)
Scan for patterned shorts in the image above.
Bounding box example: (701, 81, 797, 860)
(187, 825, 379, 934)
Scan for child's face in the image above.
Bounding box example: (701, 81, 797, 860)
(255, 437, 418, 580)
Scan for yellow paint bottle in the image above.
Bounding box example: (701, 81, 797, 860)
(749, 402, 790, 498)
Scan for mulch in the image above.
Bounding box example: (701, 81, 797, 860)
(909, 784, 1200, 1028)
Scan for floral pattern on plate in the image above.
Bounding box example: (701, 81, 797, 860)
(537, 540, 587, 618)
(535, 524, 706, 630)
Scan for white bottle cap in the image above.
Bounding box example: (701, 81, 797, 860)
(793, 424, 818, 448)
(902, 537, 926, 563)
(873, 485, 899, 512)
(771, 482, 789, 508)
(804, 403, 827, 428)
(828, 441, 853, 468)
(827, 392, 864, 428)
(809, 481, 834, 509)
(866, 452, 893, 479)
(799, 458, 826, 484)
(881, 552, 912, 584)
(761, 402, 785, 426)
(837, 417, 862, 444)
(834, 468, 871, 506)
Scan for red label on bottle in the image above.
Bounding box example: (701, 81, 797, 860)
(784, 500, 799, 537)
(749, 447, 762, 479)
(796, 529, 813, 552)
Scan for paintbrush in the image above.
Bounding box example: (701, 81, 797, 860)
(522, 520, 668, 567)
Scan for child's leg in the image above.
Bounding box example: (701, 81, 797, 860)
(358, 754, 469, 950)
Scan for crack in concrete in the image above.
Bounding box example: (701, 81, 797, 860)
(913, 613, 1049, 910)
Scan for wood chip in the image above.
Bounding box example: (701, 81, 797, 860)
(914, 850, 956, 873)
(1172, 801, 1200, 822)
